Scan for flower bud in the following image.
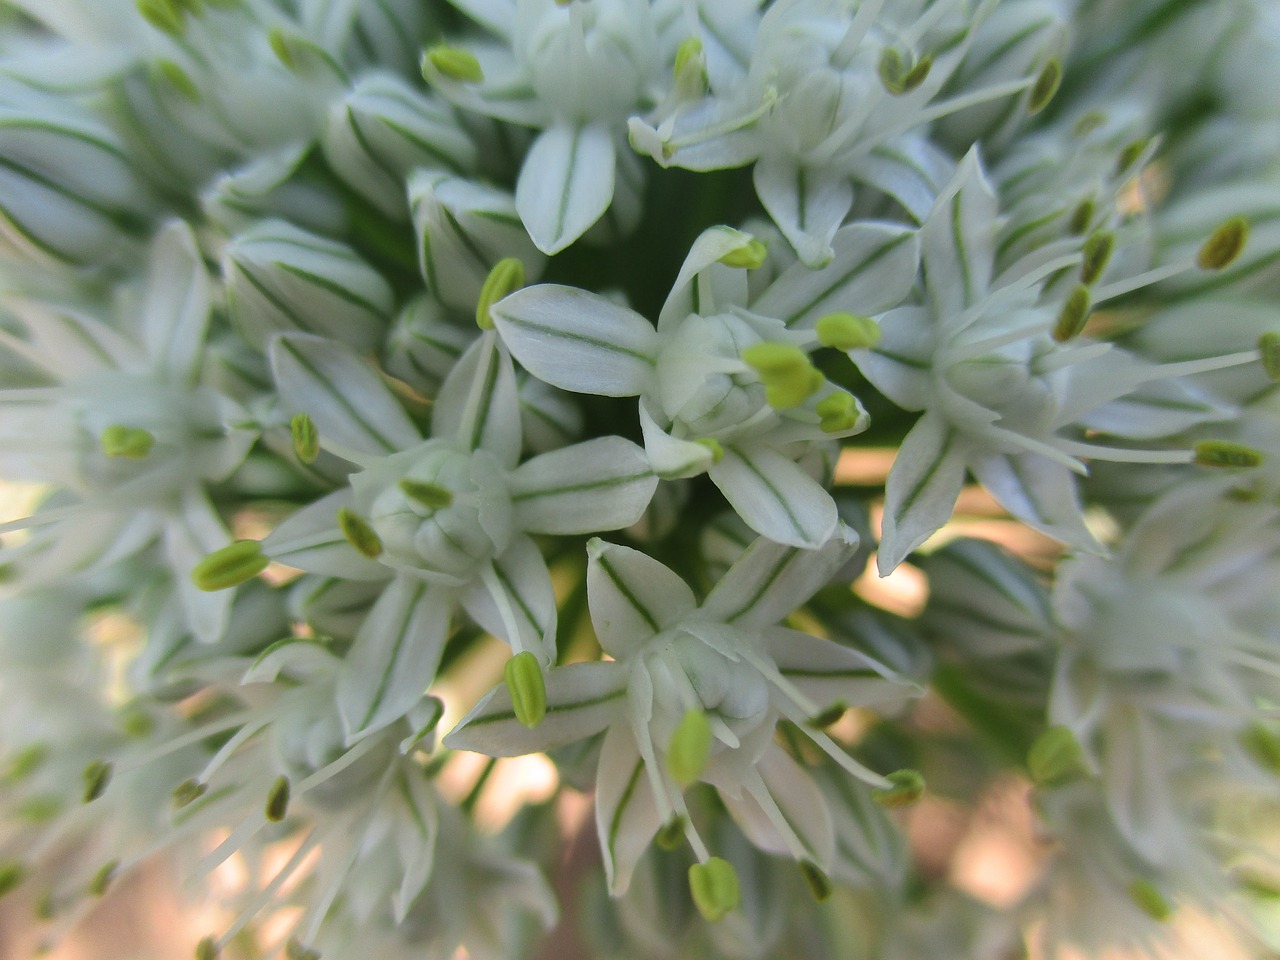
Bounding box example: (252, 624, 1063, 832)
(688, 857, 740, 921)
(504, 652, 547, 729)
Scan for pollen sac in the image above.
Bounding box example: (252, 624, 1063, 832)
(82, 760, 112, 803)
(100, 425, 155, 459)
(1128, 879, 1173, 921)
(666, 708, 712, 787)
(505, 652, 547, 729)
(688, 857, 741, 922)
(872, 768, 924, 808)
(191, 540, 269, 592)
(337, 508, 383, 559)
(1052, 285, 1092, 342)
(1193, 440, 1264, 469)
(265, 775, 291, 822)
(1258, 332, 1280, 381)
(816, 312, 881, 351)
(1196, 216, 1249, 270)
(1028, 726, 1090, 787)
(798, 860, 832, 901)
(423, 46, 485, 84)
(742, 342, 821, 410)
(290, 413, 319, 464)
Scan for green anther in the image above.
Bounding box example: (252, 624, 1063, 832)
(816, 312, 880, 351)
(719, 237, 768, 270)
(1115, 138, 1150, 177)
(807, 700, 847, 729)
(191, 540, 269, 591)
(1068, 198, 1096, 235)
(900, 54, 932, 93)
(83, 760, 111, 803)
(879, 48, 931, 94)
(155, 59, 200, 101)
(337, 507, 383, 559)
(674, 37, 706, 87)
(872, 769, 924, 808)
(688, 438, 722, 465)
(1079, 231, 1115, 285)
(1196, 216, 1249, 270)
(285, 938, 321, 960)
(400, 478, 453, 509)
(1194, 440, 1264, 469)
(291, 413, 319, 464)
(656, 815, 686, 850)
(100, 425, 155, 459)
(815, 392, 860, 433)
(195, 936, 219, 960)
(265, 775, 290, 822)
(1241, 724, 1280, 772)
(742, 342, 820, 409)
(1052, 285, 1092, 343)
(0, 862, 24, 898)
(1028, 57, 1062, 113)
(1128, 879, 1173, 921)
(1027, 725, 1089, 787)
(688, 857, 740, 922)
(19, 795, 63, 823)
(798, 860, 832, 901)
(667, 708, 712, 787)
(118, 703, 153, 738)
(424, 45, 485, 84)
(268, 27, 294, 69)
(88, 860, 119, 897)
(1258, 332, 1280, 381)
(3, 744, 47, 784)
(136, 0, 185, 35)
(504, 652, 547, 729)
(476, 257, 524, 330)
(1072, 111, 1106, 138)
(173, 779, 207, 808)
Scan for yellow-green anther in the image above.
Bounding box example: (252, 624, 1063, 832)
(424, 45, 484, 84)
(900, 54, 932, 92)
(872, 768, 924, 808)
(3, 744, 46, 783)
(100, 425, 155, 459)
(0, 862, 25, 898)
(83, 760, 111, 803)
(1194, 440, 1264, 469)
(155, 59, 200, 101)
(137, 0, 185, 35)
(268, 27, 294, 68)
(19, 795, 61, 822)
(191, 540, 269, 591)
(173, 779, 207, 808)
(1073, 111, 1106, 138)
(1079, 231, 1115, 285)
(815, 392, 860, 433)
(1258, 332, 1280, 381)
(285, 938, 321, 960)
(291, 413, 319, 464)
(667, 708, 712, 787)
(878, 47, 905, 91)
(196, 936, 219, 960)
(477, 257, 524, 329)
(1242, 724, 1280, 772)
(1196, 216, 1249, 270)
(1128, 879, 1173, 921)
(1027, 725, 1089, 787)
(88, 860, 119, 897)
(719, 237, 768, 270)
(816, 312, 881, 350)
(1068, 198, 1095, 235)
(694, 437, 724, 464)
(674, 36, 706, 83)
(400, 478, 454, 509)
(807, 700, 847, 728)
(656, 815, 686, 850)
(504, 651, 547, 729)
(689, 857, 740, 921)
(1052, 285, 1092, 342)
(1115, 138, 1150, 177)
(337, 507, 383, 558)
(799, 860, 832, 901)
(742, 342, 820, 409)
(1028, 57, 1062, 113)
(265, 775, 290, 822)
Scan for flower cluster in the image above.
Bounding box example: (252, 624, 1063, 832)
(0, 0, 1278, 958)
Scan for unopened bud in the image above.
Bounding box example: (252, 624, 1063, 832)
(688, 857, 740, 922)
(1196, 216, 1249, 270)
(872, 768, 924, 807)
(290, 413, 319, 464)
(424, 46, 484, 84)
(154, 59, 200, 101)
(337, 507, 383, 558)
(476, 257, 524, 330)
(504, 652, 547, 729)
(191, 540, 269, 591)
(667, 708, 712, 787)
(100, 425, 155, 459)
(816, 312, 880, 351)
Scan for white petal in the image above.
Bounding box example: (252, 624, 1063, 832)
(460, 534, 557, 663)
(878, 412, 968, 574)
(516, 122, 615, 255)
(586, 538, 696, 657)
(141, 220, 211, 383)
(392, 767, 439, 923)
(444, 660, 626, 756)
(491, 285, 657, 397)
(1102, 708, 1181, 867)
(922, 148, 997, 320)
(763, 627, 917, 709)
(708, 444, 839, 549)
(754, 158, 854, 268)
(972, 452, 1099, 553)
(431, 332, 521, 467)
(657, 224, 755, 332)
(752, 223, 921, 331)
(338, 576, 455, 742)
(849, 305, 936, 411)
(701, 523, 857, 632)
(639, 401, 715, 480)
(270, 332, 422, 458)
(853, 136, 956, 225)
(716, 745, 835, 868)
(594, 722, 661, 895)
(510, 436, 656, 534)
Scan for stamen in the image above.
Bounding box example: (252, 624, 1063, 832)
(688, 856, 740, 921)
(504, 652, 547, 728)
(290, 414, 319, 464)
(667, 708, 712, 786)
(423, 46, 484, 84)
